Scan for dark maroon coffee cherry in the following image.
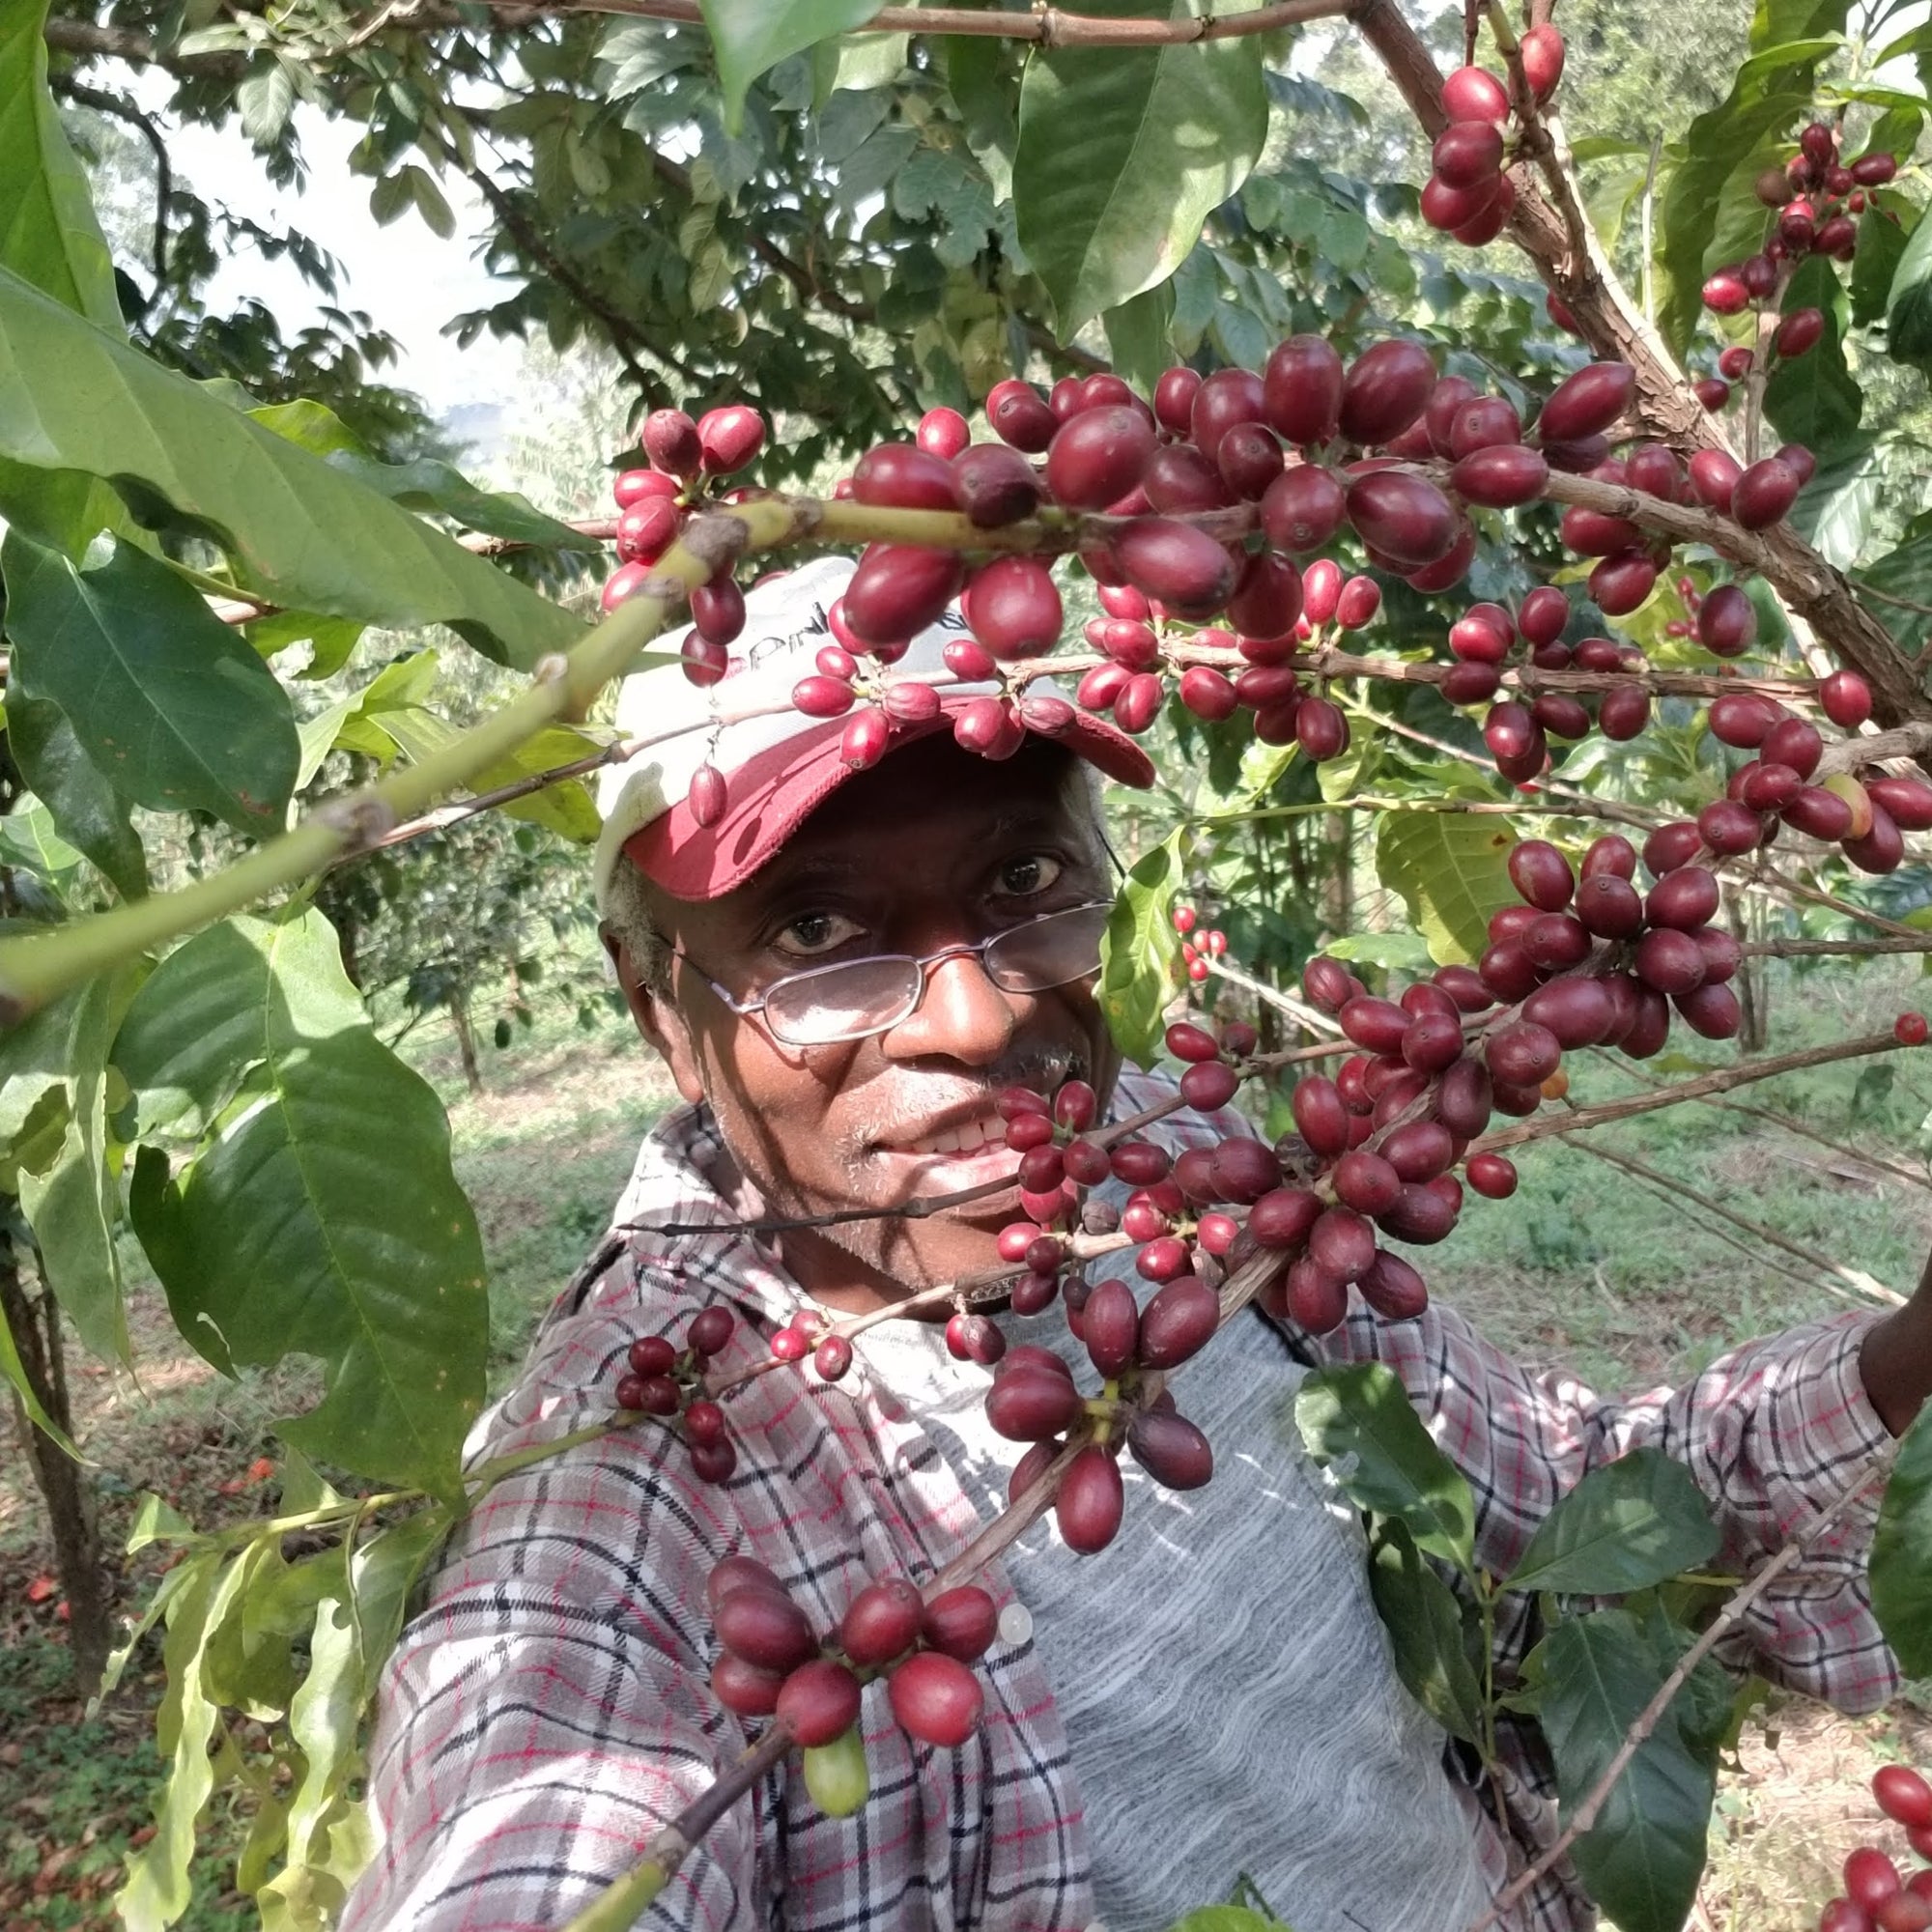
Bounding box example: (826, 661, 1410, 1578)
(1083, 1278, 1141, 1378)
(1589, 552, 1659, 615)
(1846, 801, 1906, 874)
(1358, 1248, 1431, 1320)
(707, 1555, 785, 1614)
(1113, 518, 1239, 619)
(1522, 978, 1616, 1049)
(1731, 457, 1801, 529)
(713, 1652, 786, 1717)
(952, 442, 1042, 527)
(1056, 1444, 1126, 1554)
(1634, 926, 1706, 996)
(843, 543, 967, 645)
(778, 1659, 864, 1747)
(1154, 365, 1203, 433)
(987, 378, 1057, 453)
(1227, 550, 1305, 640)
(1127, 1408, 1214, 1490)
(1597, 684, 1651, 740)
(1675, 980, 1744, 1039)
(1338, 340, 1437, 446)
(1452, 444, 1548, 508)
(1334, 1150, 1403, 1216)
(889, 1650, 984, 1747)
(1264, 334, 1346, 444)
(1046, 406, 1156, 511)
(715, 1587, 817, 1674)
(1536, 362, 1636, 443)
(986, 1368, 1084, 1442)
(690, 1307, 735, 1355)
(1250, 1185, 1323, 1250)
(963, 556, 1063, 661)
(1762, 716, 1824, 779)
(1345, 470, 1458, 567)
(1869, 777, 1932, 830)
(1138, 1274, 1221, 1370)
(1645, 866, 1720, 930)
(923, 1585, 1000, 1662)
(1262, 466, 1348, 553)
(1190, 367, 1267, 461)
(1218, 420, 1286, 498)
(1433, 119, 1505, 187)
(1508, 838, 1576, 911)
(1310, 1206, 1376, 1283)
(841, 1577, 925, 1666)
(1486, 1022, 1562, 1088)
(1688, 448, 1742, 514)
(853, 441, 961, 512)
(1376, 1181, 1459, 1246)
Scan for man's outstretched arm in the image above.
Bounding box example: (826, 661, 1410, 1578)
(1859, 1248, 1932, 1435)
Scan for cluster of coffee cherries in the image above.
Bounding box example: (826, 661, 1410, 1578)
(1418, 28, 1566, 245)
(1173, 903, 1228, 984)
(1819, 1765, 1932, 1931)
(1701, 117, 1900, 360)
(597, 403, 768, 623)
(610, 1304, 740, 1484)
(1690, 687, 1932, 876)
(705, 1553, 997, 1792)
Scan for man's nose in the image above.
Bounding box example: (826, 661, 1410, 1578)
(879, 949, 1020, 1066)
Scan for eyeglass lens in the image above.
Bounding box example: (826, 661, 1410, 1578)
(759, 905, 1110, 1046)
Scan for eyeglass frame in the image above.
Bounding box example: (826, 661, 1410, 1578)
(667, 899, 1116, 1048)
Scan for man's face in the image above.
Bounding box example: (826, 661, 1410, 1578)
(617, 738, 1121, 1309)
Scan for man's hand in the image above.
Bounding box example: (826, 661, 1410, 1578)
(1859, 1250, 1932, 1435)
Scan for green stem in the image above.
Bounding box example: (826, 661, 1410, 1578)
(557, 1859, 668, 1931)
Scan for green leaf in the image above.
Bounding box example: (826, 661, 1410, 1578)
(6, 695, 148, 897)
(245, 610, 365, 682)
(237, 62, 296, 149)
(347, 1508, 451, 1690)
(0, 0, 123, 330)
(1014, 2, 1267, 336)
(0, 264, 584, 669)
(1763, 252, 1862, 451)
(1873, 1400, 1932, 1672)
(120, 911, 488, 1495)
(1368, 1520, 1486, 1744)
(118, 1550, 255, 1932)
(1852, 200, 1911, 329)
(272, 1591, 371, 1913)
(1505, 1450, 1720, 1597)
(126, 1492, 195, 1553)
(1854, 518, 1932, 656)
(1374, 807, 1519, 966)
(1097, 828, 1185, 1068)
(4, 532, 298, 834)
(1527, 1610, 1718, 1932)
(16, 971, 128, 1362)
(1103, 283, 1177, 401)
(1888, 205, 1932, 372)
(1789, 436, 1879, 568)
(1294, 1362, 1476, 1572)
(698, 0, 888, 129)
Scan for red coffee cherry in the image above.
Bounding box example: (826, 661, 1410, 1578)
(987, 378, 1056, 452)
(1127, 1408, 1214, 1490)
(923, 1585, 1000, 1662)
(1264, 333, 1346, 445)
(888, 1651, 984, 1748)
(1338, 339, 1438, 446)
(1536, 362, 1636, 443)
(1896, 1013, 1929, 1047)
(1056, 1444, 1126, 1553)
(840, 1577, 925, 1667)
(778, 1659, 864, 1747)
(1440, 64, 1511, 124)
(696, 405, 766, 475)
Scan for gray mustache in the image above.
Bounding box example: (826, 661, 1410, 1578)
(841, 1049, 1089, 1151)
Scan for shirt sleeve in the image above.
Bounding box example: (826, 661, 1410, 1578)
(342, 1363, 769, 1929)
(1300, 1295, 1901, 1712)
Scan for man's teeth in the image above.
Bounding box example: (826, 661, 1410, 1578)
(908, 1120, 999, 1156)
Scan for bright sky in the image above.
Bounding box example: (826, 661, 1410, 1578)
(136, 85, 530, 418)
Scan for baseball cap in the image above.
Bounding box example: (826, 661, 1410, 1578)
(592, 554, 1154, 911)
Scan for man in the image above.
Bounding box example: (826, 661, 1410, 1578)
(347, 554, 1924, 1932)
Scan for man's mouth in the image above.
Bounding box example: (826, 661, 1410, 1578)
(869, 1108, 1022, 1183)
(903, 1117, 1004, 1158)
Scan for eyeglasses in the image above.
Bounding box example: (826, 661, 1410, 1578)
(673, 901, 1113, 1048)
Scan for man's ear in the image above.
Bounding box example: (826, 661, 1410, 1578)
(603, 928, 706, 1107)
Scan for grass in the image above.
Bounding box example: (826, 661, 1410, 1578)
(3, 967, 1931, 1927)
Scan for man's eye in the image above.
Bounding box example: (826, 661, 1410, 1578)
(777, 911, 866, 958)
(996, 854, 1064, 897)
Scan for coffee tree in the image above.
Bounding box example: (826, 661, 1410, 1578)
(11, 0, 1932, 1928)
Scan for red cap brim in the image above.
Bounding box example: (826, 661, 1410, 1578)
(626, 697, 1154, 902)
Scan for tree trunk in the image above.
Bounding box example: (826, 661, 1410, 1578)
(0, 1229, 112, 1693)
(449, 990, 483, 1094)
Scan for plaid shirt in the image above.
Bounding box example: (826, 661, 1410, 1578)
(346, 1069, 1897, 1932)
